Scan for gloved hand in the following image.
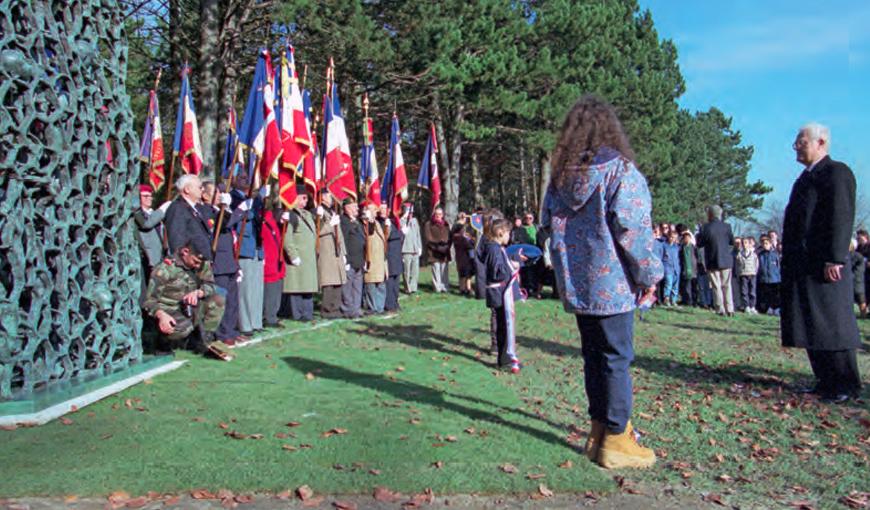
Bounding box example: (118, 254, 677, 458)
(345, 264, 351, 271)
(316, 205, 325, 217)
(236, 269, 244, 283)
(329, 214, 340, 227)
(281, 211, 290, 222)
(401, 226, 409, 235)
(259, 186, 270, 198)
(158, 201, 172, 213)
(219, 193, 232, 206)
(237, 198, 253, 212)
(291, 257, 302, 267)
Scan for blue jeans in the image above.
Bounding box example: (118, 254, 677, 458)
(575, 311, 634, 433)
(663, 269, 679, 302)
(364, 282, 386, 313)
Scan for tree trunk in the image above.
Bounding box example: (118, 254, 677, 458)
(432, 93, 463, 223)
(197, 0, 220, 171)
(538, 151, 552, 219)
(519, 144, 528, 213)
(471, 150, 483, 208)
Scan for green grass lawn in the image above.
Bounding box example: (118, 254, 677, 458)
(1, 274, 868, 509)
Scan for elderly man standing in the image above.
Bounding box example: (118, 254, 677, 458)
(424, 207, 451, 293)
(400, 203, 422, 294)
(782, 123, 861, 404)
(697, 205, 735, 316)
(164, 174, 213, 261)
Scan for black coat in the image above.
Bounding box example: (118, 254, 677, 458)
(201, 205, 244, 276)
(780, 156, 860, 350)
(341, 215, 366, 270)
(385, 219, 405, 277)
(165, 197, 214, 262)
(697, 219, 734, 270)
(484, 240, 512, 308)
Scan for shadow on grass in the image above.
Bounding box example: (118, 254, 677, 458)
(282, 356, 582, 452)
(642, 318, 777, 338)
(349, 322, 491, 367)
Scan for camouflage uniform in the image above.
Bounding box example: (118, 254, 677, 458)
(142, 256, 226, 346)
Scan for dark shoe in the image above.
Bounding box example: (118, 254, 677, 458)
(820, 392, 851, 404)
(264, 322, 282, 329)
(794, 384, 820, 395)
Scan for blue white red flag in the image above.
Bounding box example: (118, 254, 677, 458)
(140, 91, 166, 190)
(172, 65, 203, 175)
(238, 49, 283, 186)
(276, 45, 311, 174)
(323, 82, 356, 200)
(300, 89, 320, 197)
(381, 114, 408, 215)
(416, 123, 441, 209)
(359, 115, 380, 205)
(220, 107, 238, 180)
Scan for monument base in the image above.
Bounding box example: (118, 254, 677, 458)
(0, 356, 184, 427)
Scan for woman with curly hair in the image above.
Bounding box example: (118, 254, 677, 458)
(541, 95, 663, 469)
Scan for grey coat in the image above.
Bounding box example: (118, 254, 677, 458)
(401, 216, 422, 255)
(134, 208, 165, 267)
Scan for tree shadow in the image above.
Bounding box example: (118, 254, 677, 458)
(468, 328, 583, 358)
(642, 318, 774, 338)
(282, 356, 582, 452)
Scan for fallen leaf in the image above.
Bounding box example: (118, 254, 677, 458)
(305, 372, 316, 380)
(286, 421, 302, 427)
(409, 418, 422, 425)
(321, 428, 348, 438)
(445, 435, 457, 442)
(716, 474, 733, 483)
(526, 473, 546, 480)
(163, 495, 181, 505)
(275, 491, 293, 500)
(431, 461, 444, 469)
(500, 463, 519, 474)
(224, 430, 248, 440)
(234, 494, 254, 504)
(125, 496, 149, 508)
(217, 489, 234, 500)
(221, 498, 238, 509)
(218, 422, 229, 429)
(60, 417, 74, 425)
(191, 489, 216, 500)
(703, 493, 725, 506)
(63, 495, 79, 503)
(373, 487, 401, 502)
(302, 496, 325, 507)
(558, 460, 573, 469)
(538, 484, 554, 498)
(108, 491, 131, 504)
(275, 432, 289, 439)
(333, 500, 357, 510)
(396, 366, 405, 372)
(248, 434, 264, 440)
(464, 427, 475, 434)
(296, 485, 314, 501)
(282, 444, 297, 451)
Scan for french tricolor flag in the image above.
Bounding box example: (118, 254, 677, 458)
(172, 65, 203, 176)
(323, 82, 356, 200)
(238, 49, 283, 187)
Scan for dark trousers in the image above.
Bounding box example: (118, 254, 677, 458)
(697, 273, 713, 308)
(321, 285, 343, 318)
(489, 309, 498, 351)
(385, 275, 401, 311)
(492, 306, 511, 366)
(214, 273, 240, 341)
(757, 282, 780, 313)
(680, 277, 695, 305)
(575, 311, 634, 434)
(739, 275, 756, 309)
(807, 349, 862, 396)
(263, 281, 283, 326)
(289, 293, 314, 322)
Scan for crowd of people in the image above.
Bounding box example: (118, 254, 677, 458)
(134, 95, 865, 471)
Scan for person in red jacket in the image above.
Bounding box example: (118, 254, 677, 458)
(262, 198, 286, 328)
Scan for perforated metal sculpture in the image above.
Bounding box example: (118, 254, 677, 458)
(0, 1, 141, 400)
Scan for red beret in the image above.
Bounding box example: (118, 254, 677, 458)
(139, 184, 154, 194)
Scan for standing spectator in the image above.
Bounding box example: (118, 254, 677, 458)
(400, 203, 422, 294)
(452, 218, 476, 296)
(383, 205, 404, 312)
(340, 198, 365, 318)
(695, 242, 713, 309)
(781, 123, 861, 403)
(316, 192, 346, 319)
(510, 216, 527, 245)
(697, 205, 735, 316)
(231, 174, 266, 336)
(261, 193, 286, 327)
(363, 203, 388, 314)
(541, 95, 662, 469)
(282, 190, 318, 322)
(134, 184, 170, 302)
(424, 207, 452, 293)
(850, 239, 867, 317)
(679, 231, 698, 306)
(520, 212, 541, 297)
(661, 230, 680, 306)
(857, 229, 870, 311)
(202, 181, 247, 345)
(736, 237, 759, 313)
(756, 236, 781, 315)
(768, 230, 779, 252)
(483, 219, 522, 373)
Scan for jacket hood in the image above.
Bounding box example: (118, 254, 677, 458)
(554, 147, 623, 210)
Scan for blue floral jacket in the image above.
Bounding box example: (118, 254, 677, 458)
(541, 147, 663, 316)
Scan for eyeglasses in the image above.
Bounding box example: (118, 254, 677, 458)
(792, 139, 809, 149)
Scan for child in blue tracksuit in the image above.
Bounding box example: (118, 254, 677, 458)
(484, 218, 521, 373)
(660, 230, 681, 306)
(756, 236, 781, 314)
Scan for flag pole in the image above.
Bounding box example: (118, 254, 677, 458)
(233, 150, 260, 261)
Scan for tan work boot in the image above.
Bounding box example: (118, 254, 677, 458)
(585, 420, 605, 461)
(597, 421, 655, 469)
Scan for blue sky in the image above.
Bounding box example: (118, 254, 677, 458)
(639, 0, 869, 207)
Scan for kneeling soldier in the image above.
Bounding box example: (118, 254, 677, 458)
(142, 241, 233, 361)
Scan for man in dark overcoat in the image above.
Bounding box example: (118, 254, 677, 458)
(696, 205, 735, 316)
(781, 123, 861, 403)
(164, 174, 213, 262)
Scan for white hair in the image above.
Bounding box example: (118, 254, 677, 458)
(176, 174, 200, 192)
(850, 238, 858, 251)
(800, 122, 831, 146)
